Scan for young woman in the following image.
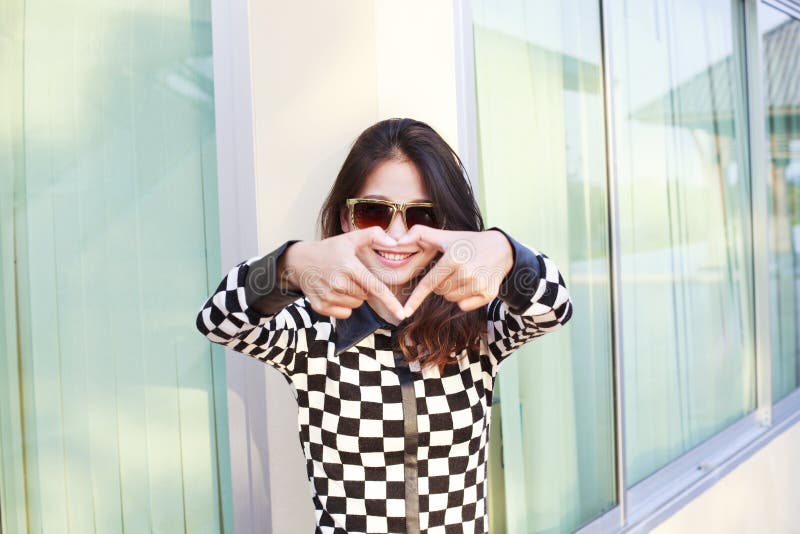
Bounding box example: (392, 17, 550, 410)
(195, 118, 572, 534)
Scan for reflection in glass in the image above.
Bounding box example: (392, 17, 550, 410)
(472, 0, 616, 531)
(759, 2, 800, 403)
(609, 0, 755, 486)
(0, 1, 231, 532)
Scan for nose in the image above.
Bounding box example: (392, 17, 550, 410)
(385, 210, 407, 240)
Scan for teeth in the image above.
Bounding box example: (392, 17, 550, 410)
(376, 250, 413, 261)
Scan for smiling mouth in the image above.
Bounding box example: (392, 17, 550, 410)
(374, 249, 417, 261)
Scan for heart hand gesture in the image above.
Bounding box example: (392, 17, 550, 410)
(281, 227, 408, 321)
(397, 227, 514, 317)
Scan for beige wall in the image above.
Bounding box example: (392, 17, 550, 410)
(247, 1, 461, 530)
(652, 419, 800, 534)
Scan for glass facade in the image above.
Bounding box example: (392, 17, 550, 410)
(473, 1, 616, 532)
(0, 1, 232, 533)
(760, 2, 800, 403)
(474, 0, 800, 531)
(609, 0, 756, 486)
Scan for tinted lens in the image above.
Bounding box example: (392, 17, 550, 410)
(405, 206, 438, 228)
(352, 201, 394, 229)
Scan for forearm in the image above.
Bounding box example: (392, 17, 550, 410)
(482, 227, 572, 364)
(195, 247, 314, 377)
(244, 240, 305, 316)
(488, 227, 540, 315)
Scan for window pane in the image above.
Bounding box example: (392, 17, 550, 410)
(759, 2, 800, 403)
(0, 1, 231, 532)
(608, 0, 756, 485)
(472, 0, 616, 531)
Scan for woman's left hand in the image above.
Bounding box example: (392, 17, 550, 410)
(397, 227, 514, 316)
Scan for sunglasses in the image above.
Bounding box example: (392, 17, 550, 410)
(346, 198, 440, 232)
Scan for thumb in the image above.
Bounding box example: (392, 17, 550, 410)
(353, 227, 398, 249)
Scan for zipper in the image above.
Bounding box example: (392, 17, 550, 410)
(392, 330, 420, 534)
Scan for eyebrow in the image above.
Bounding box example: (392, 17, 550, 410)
(362, 194, 432, 203)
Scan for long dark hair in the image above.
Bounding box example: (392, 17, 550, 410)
(318, 118, 487, 371)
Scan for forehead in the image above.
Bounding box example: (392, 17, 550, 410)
(356, 159, 431, 203)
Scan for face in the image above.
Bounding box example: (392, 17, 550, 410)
(340, 158, 440, 295)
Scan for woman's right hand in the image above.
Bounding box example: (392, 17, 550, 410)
(277, 227, 406, 321)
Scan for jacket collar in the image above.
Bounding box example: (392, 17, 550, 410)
(334, 301, 397, 355)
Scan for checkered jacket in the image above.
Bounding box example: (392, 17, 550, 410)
(195, 227, 572, 534)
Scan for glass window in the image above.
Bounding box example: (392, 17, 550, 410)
(472, 0, 616, 531)
(608, 0, 756, 485)
(759, 2, 800, 403)
(0, 1, 232, 532)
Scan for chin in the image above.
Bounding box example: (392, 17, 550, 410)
(371, 267, 414, 288)
(367, 260, 425, 289)
(364, 251, 435, 289)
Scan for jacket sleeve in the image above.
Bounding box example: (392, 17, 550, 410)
(484, 227, 573, 367)
(195, 240, 312, 377)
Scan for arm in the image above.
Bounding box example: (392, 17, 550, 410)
(194, 240, 314, 377)
(484, 227, 573, 366)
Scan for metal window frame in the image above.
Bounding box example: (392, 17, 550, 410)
(455, 0, 800, 533)
(598, 0, 628, 527)
(209, 0, 275, 533)
(763, 0, 800, 17)
(452, 0, 481, 199)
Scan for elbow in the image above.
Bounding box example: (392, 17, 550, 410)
(557, 294, 573, 327)
(550, 266, 573, 328)
(195, 301, 232, 345)
(532, 284, 572, 333)
(552, 279, 573, 328)
(531, 301, 572, 333)
(195, 259, 256, 346)
(196, 306, 210, 337)
(195, 304, 217, 341)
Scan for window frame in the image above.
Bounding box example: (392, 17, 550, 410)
(209, 0, 275, 532)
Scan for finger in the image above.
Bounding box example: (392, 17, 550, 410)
(328, 272, 370, 301)
(455, 294, 490, 312)
(341, 282, 369, 302)
(349, 261, 406, 320)
(351, 226, 398, 250)
(395, 225, 449, 252)
(441, 276, 478, 302)
(325, 290, 364, 310)
(324, 305, 355, 319)
(308, 297, 354, 319)
(449, 275, 491, 301)
(403, 258, 457, 317)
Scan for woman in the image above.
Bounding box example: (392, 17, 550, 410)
(195, 118, 572, 534)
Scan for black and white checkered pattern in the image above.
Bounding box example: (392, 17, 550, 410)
(195, 238, 572, 533)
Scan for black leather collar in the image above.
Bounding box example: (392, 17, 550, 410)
(334, 301, 397, 355)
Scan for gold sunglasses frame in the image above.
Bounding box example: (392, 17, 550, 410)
(346, 197, 438, 231)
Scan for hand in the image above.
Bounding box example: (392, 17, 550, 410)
(280, 227, 407, 321)
(397, 227, 514, 316)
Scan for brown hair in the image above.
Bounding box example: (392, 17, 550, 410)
(318, 118, 487, 371)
